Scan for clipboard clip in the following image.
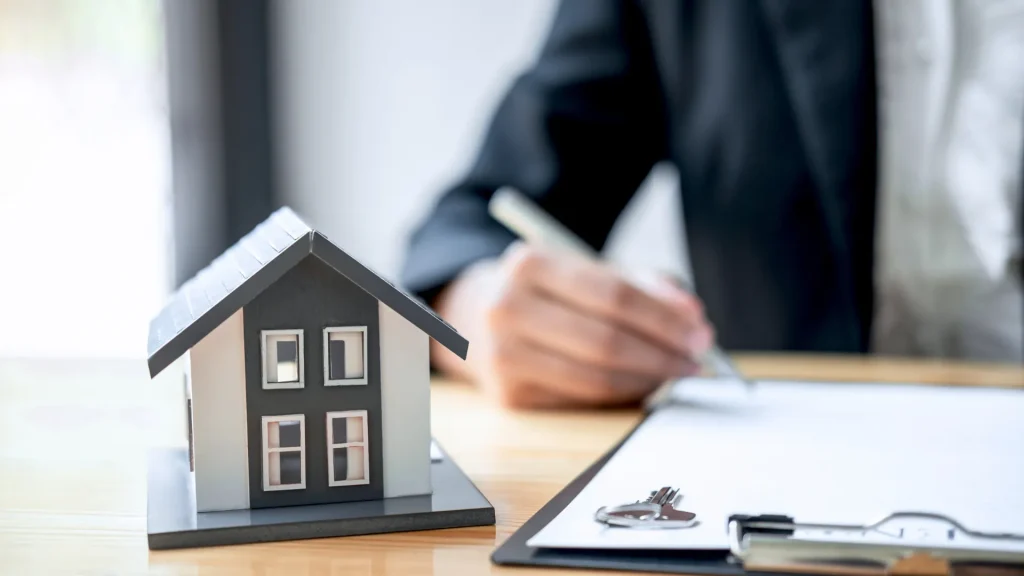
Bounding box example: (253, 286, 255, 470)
(728, 512, 1024, 576)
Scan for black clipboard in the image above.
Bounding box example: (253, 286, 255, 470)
(490, 390, 1024, 575)
(490, 410, 743, 575)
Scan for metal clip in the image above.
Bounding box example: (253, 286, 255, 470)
(595, 487, 699, 529)
(728, 511, 1024, 574)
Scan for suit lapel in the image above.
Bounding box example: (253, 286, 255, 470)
(759, 0, 879, 347)
(758, 0, 876, 252)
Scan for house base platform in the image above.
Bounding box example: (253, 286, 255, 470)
(147, 442, 495, 549)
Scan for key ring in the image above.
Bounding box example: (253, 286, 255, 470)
(594, 487, 700, 529)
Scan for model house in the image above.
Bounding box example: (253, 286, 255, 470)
(146, 207, 469, 514)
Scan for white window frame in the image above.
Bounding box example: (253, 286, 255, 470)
(261, 329, 304, 389)
(322, 326, 368, 386)
(326, 410, 370, 487)
(261, 414, 306, 491)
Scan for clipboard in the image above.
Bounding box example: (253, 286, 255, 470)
(491, 382, 1024, 576)
(491, 412, 744, 575)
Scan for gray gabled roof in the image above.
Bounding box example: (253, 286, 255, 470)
(147, 207, 468, 378)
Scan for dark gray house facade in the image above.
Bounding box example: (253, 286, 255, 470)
(243, 256, 384, 508)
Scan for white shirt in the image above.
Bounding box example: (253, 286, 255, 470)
(871, 0, 1024, 362)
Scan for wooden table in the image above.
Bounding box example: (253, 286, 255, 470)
(1, 354, 1022, 575)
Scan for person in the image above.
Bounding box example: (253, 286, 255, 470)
(399, 0, 1024, 408)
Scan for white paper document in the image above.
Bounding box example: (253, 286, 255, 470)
(526, 378, 1024, 551)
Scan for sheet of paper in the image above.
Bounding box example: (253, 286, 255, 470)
(526, 378, 1024, 550)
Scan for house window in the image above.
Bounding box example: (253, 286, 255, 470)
(326, 410, 369, 486)
(262, 329, 304, 389)
(323, 327, 367, 385)
(261, 414, 305, 491)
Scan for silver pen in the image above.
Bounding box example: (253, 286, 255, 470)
(488, 186, 754, 392)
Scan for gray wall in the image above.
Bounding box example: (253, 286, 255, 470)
(243, 255, 383, 509)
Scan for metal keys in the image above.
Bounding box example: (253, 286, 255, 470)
(594, 486, 699, 529)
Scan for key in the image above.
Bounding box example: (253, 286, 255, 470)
(650, 487, 697, 522)
(595, 487, 698, 528)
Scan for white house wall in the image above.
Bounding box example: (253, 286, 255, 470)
(189, 309, 250, 511)
(378, 302, 432, 498)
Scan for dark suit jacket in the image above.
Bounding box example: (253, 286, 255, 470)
(399, 0, 1020, 353)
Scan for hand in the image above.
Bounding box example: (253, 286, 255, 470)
(430, 241, 714, 409)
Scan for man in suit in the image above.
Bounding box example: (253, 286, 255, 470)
(399, 1, 1024, 408)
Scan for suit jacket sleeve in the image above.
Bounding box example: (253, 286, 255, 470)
(399, 0, 669, 303)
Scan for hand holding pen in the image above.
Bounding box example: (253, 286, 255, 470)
(428, 187, 720, 409)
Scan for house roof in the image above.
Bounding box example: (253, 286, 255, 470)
(147, 207, 468, 378)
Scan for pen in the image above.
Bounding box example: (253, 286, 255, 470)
(487, 186, 754, 393)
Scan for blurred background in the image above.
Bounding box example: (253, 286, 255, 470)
(0, 0, 688, 360)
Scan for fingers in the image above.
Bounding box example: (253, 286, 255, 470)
(502, 243, 713, 359)
(645, 275, 717, 355)
(482, 334, 699, 409)
(446, 242, 716, 410)
(492, 287, 697, 380)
